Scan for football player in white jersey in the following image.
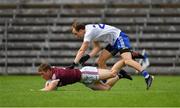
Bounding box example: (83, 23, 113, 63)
(69, 21, 153, 90)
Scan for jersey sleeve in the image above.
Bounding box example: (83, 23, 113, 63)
(84, 25, 95, 42)
(84, 30, 93, 42)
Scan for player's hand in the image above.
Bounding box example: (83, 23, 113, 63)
(79, 54, 90, 65)
(51, 79, 60, 85)
(40, 79, 60, 91)
(66, 62, 78, 69)
(40, 88, 46, 91)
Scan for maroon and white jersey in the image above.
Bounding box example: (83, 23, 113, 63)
(51, 67, 81, 87)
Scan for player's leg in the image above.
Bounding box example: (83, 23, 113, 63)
(109, 59, 132, 79)
(118, 69, 133, 80)
(80, 66, 114, 90)
(139, 49, 150, 70)
(96, 44, 117, 69)
(114, 32, 142, 72)
(98, 68, 116, 80)
(110, 59, 125, 75)
(104, 72, 132, 89)
(115, 32, 153, 90)
(87, 74, 131, 91)
(96, 49, 112, 69)
(97, 44, 134, 83)
(121, 52, 154, 90)
(105, 75, 119, 88)
(121, 52, 142, 72)
(86, 81, 111, 90)
(90, 75, 131, 90)
(98, 60, 127, 80)
(96, 60, 132, 90)
(97, 44, 120, 83)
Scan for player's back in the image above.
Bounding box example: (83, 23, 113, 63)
(85, 24, 121, 44)
(51, 67, 81, 86)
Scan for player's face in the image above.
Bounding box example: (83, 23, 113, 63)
(72, 28, 85, 38)
(39, 70, 52, 80)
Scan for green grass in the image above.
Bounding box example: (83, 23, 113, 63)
(0, 75, 180, 107)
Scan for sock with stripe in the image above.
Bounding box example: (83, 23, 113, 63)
(141, 70, 149, 79)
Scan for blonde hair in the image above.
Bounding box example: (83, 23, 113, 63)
(38, 63, 51, 73)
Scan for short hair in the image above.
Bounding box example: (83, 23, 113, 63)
(72, 19, 85, 32)
(38, 63, 51, 73)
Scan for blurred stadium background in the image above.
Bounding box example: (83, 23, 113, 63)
(0, 0, 180, 75)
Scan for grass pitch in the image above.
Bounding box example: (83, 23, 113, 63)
(0, 75, 180, 107)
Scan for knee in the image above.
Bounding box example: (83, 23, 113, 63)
(124, 59, 132, 65)
(97, 58, 107, 68)
(97, 58, 106, 64)
(110, 70, 118, 78)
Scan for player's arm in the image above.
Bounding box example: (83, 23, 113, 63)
(40, 79, 59, 92)
(89, 41, 101, 57)
(78, 41, 101, 65)
(74, 41, 89, 64)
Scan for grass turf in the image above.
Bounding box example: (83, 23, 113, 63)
(0, 75, 180, 107)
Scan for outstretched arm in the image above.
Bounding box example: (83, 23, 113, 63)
(40, 79, 59, 91)
(79, 41, 101, 65)
(74, 41, 89, 64)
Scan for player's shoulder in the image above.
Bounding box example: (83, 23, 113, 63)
(51, 66, 66, 73)
(52, 66, 65, 69)
(85, 24, 95, 29)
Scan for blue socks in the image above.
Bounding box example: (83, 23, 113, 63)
(141, 70, 149, 79)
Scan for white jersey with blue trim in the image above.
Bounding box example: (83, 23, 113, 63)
(84, 24, 121, 45)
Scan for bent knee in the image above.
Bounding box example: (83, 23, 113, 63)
(97, 60, 107, 68)
(110, 70, 117, 77)
(124, 59, 133, 65)
(97, 59, 106, 65)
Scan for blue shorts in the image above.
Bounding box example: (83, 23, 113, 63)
(113, 32, 131, 51)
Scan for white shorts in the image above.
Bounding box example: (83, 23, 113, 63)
(80, 66, 99, 84)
